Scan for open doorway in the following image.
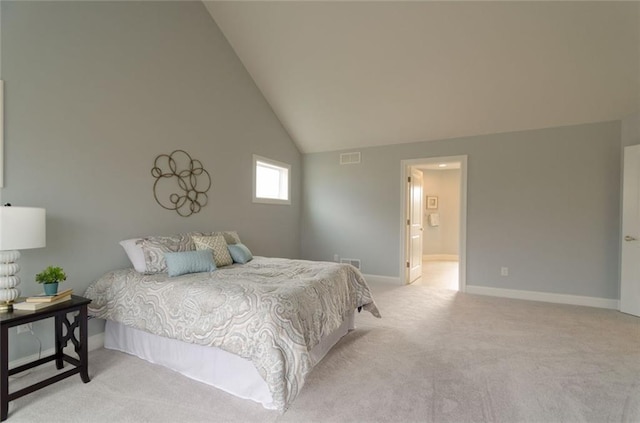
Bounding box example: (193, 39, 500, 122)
(400, 156, 467, 291)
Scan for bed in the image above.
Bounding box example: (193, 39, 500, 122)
(84, 245, 380, 412)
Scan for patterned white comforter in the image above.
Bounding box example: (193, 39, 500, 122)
(84, 257, 380, 411)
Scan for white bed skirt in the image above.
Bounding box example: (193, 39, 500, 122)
(104, 312, 356, 410)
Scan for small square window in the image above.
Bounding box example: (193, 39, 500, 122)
(253, 155, 291, 205)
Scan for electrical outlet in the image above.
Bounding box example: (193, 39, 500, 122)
(501, 267, 509, 276)
(333, 254, 339, 262)
(17, 323, 32, 334)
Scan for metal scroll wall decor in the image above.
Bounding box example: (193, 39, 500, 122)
(151, 150, 211, 217)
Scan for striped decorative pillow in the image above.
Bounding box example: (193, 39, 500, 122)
(164, 250, 216, 277)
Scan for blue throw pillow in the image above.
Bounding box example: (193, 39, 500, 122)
(227, 243, 253, 264)
(164, 250, 216, 277)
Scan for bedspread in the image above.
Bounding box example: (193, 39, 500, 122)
(84, 257, 380, 411)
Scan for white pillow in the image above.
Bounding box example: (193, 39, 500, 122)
(119, 238, 146, 273)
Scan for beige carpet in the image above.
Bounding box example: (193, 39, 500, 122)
(6, 281, 640, 422)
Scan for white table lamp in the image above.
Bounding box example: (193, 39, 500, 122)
(0, 206, 46, 312)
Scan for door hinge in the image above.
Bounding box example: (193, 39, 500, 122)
(408, 176, 411, 183)
(406, 261, 410, 268)
(407, 219, 410, 225)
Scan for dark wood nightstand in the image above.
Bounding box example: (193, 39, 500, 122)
(0, 295, 91, 421)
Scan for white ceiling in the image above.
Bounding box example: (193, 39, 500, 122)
(204, 1, 639, 154)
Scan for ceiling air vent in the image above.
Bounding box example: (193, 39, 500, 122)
(340, 258, 361, 270)
(339, 152, 361, 165)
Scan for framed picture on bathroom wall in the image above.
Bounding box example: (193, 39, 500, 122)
(426, 196, 438, 209)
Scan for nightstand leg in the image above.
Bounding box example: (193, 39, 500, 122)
(54, 315, 63, 370)
(79, 306, 90, 383)
(1, 325, 9, 421)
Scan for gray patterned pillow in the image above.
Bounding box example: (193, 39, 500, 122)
(138, 234, 194, 274)
(192, 235, 233, 267)
(189, 231, 241, 245)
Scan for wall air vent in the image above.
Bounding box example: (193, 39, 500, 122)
(339, 152, 361, 165)
(340, 258, 361, 270)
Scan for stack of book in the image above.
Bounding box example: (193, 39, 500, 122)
(13, 289, 73, 311)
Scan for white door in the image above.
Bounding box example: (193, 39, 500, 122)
(621, 144, 640, 317)
(408, 168, 424, 283)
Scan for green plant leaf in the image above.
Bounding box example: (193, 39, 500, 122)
(35, 266, 67, 284)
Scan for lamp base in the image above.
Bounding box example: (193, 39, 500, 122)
(0, 301, 14, 313)
(0, 250, 21, 311)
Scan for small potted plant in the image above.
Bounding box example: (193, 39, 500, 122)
(35, 266, 67, 295)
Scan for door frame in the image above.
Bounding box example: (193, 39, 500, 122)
(620, 144, 640, 316)
(399, 155, 468, 290)
(408, 167, 424, 283)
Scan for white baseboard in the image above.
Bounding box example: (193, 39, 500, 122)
(362, 274, 402, 285)
(9, 332, 105, 369)
(465, 285, 620, 310)
(423, 254, 459, 261)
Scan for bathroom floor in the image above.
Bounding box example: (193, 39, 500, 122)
(414, 260, 459, 290)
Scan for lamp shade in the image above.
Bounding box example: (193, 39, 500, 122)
(0, 207, 46, 251)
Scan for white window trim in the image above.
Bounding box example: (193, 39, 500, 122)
(252, 154, 291, 205)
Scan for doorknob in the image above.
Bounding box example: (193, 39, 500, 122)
(625, 235, 637, 242)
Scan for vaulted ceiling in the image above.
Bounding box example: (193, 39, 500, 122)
(204, 1, 639, 154)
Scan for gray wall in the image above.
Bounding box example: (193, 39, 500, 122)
(1, 1, 301, 360)
(301, 121, 622, 300)
(422, 169, 460, 256)
(622, 113, 640, 147)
